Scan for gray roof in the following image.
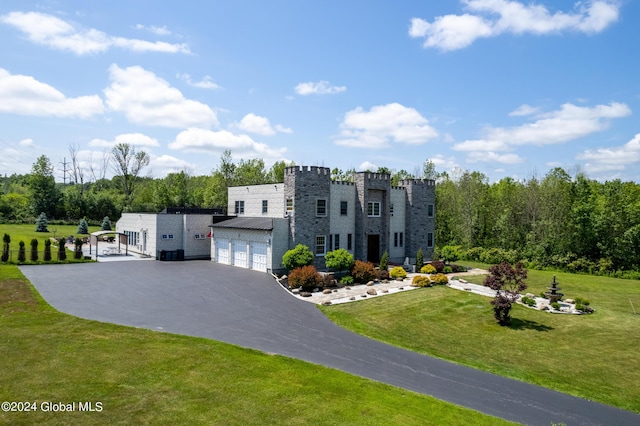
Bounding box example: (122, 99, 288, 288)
(212, 216, 274, 231)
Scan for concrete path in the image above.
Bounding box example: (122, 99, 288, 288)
(20, 261, 640, 426)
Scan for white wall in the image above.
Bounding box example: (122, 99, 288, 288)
(228, 184, 285, 217)
(389, 188, 407, 262)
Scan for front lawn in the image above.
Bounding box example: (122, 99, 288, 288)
(0, 264, 511, 425)
(322, 266, 640, 412)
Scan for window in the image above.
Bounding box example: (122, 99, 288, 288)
(394, 232, 398, 247)
(286, 198, 293, 213)
(262, 200, 268, 214)
(329, 234, 333, 251)
(367, 201, 381, 217)
(390, 203, 394, 216)
(340, 201, 348, 216)
(393, 232, 403, 247)
(234, 200, 245, 214)
(162, 234, 174, 240)
(399, 232, 404, 247)
(428, 204, 434, 218)
(347, 233, 352, 251)
(194, 234, 206, 240)
(316, 199, 327, 216)
(427, 232, 434, 248)
(315, 235, 326, 256)
(334, 234, 340, 250)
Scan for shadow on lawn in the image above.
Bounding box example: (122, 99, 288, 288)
(508, 318, 554, 332)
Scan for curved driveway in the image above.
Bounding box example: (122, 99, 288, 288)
(21, 261, 639, 426)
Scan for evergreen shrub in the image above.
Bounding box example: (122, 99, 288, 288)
(389, 266, 407, 280)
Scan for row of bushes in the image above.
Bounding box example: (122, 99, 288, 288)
(1, 233, 87, 264)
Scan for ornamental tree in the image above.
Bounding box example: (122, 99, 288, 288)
(35, 212, 48, 232)
(324, 248, 354, 272)
(77, 218, 89, 234)
(483, 261, 528, 326)
(282, 244, 314, 271)
(101, 216, 112, 231)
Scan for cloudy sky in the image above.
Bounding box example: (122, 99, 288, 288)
(1, 0, 638, 182)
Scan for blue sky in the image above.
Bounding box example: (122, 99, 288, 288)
(1, 0, 639, 183)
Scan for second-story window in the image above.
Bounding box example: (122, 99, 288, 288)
(262, 200, 268, 214)
(316, 199, 327, 216)
(234, 200, 245, 214)
(340, 201, 348, 215)
(367, 201, 381, 217)
(428, 204, 434, 217)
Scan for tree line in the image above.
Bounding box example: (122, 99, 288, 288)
(2, 146, 639, 275)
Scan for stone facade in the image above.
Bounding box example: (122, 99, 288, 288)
(220, 165, 436, 271)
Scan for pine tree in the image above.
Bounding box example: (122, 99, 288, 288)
(101, 216, 112, 231)
(416, 248, 424, 271)
(2, 233, 10, 262)
(74, 238, 84, 259)
(35, 212, 48, 232)
(18, 241, 26, 263)
(43, 239, 51, 261)
(77, 218, 89, 234)
(379, 250, 389, 271)
(57, 238, 67, 261)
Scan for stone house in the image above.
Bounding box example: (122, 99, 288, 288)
(211, 166, 435, 273)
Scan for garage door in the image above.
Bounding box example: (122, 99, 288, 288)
(216, 238, 230, 264)
(232, 239, 247, 268)
(250, 241, 267, 272)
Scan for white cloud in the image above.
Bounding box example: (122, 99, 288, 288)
(1, 11, 190, 55)
(466, 151, 524, 164)
(509, 104, 541, 117)
(410, 1, 620, 51)
(334, 103, 438, 149)
(89, 133, 160, 149)
(578, 133, 640, 173)
(135, 24, 171, 36)
(168, 128, 288, 163)
(452, 139, 510, 152)
(235, 113, 293, 136)
(0, 68, 104, 118)
(177, 73, 221, 90)
(104, 64, 218, 128)
(19, 138, 34, 147)
(358, 161, 378, 171)
(150, 154, 195, 176)
(295, 80, 346, 95)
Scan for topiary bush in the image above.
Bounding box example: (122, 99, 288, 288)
(288, 265, 321, 291)
(1, 233, 10, 262)
(43, 239, 51, 261)
(431, 273, 449, 285)
(57, 238, 67, 261)
(389, 266, 407, 280)
(30, 238, 38, 262)
(351, 260, 377, 283)
(411, 275, 431, 288)
(18, 240, 26, 263)
(74, 239, 84, 259)
(551, 302, 561, 311)
(420, 264, 437, 274)
(282, 244, 314, 270)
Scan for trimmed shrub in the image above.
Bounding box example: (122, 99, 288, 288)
(30, 238, 38, 262)
(551, 302, 561, 311)
(443, 266, 453, 274)
(430, 260, 445, 273)
(43, 239, 51, 261)
(1, 233, 10, 262)
(351, 260, 377, 283)
(74, 239, 84, 259)
(463, 246, 484, 261)
(324, 248, 354, 272)
(440, 245, 461, 264)
(340, 275, 354, 286)
(573, 297, 590, 306)
(450, 264, 467, 273)
(57, 238, 67, 261)
(18, 241, 26, 262)
(376, 269, 390, 281)
(379, 250, 389, 271)
(420, 264, 437, 274)
(288, 265, 321, 290)
(282, 244, 314, 270)
(431, 273, 449, 285)
(520, 296, 536, 307)
(411, 275, 431, 288)
(389, 266, 407, 280)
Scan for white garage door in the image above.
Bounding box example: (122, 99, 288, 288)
(216, 238, 230, 264)
(250, 241, 268, 272)
(232, 239, 247, 268)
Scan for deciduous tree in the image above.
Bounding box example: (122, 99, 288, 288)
(484, 262, 528, 326)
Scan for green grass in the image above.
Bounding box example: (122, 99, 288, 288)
(0, 223, 101, 264)
(0, 264, 513, 426)
(322, 264, 640, 412)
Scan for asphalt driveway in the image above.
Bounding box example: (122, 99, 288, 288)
(20, 261, 640, 425)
